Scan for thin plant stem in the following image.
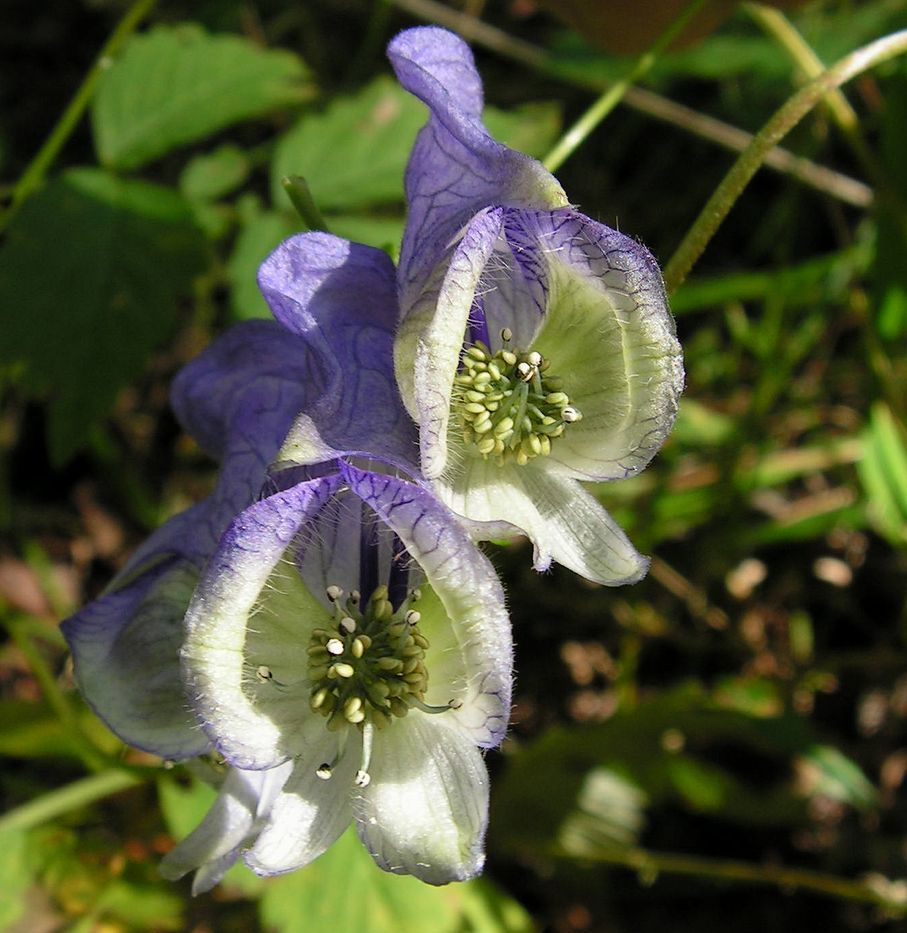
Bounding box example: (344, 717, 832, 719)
(0, 0, 158, 234)
(745, 2, 907, 237)
(0, 770, 144, 834)
(541, 0, 709, 173)
(282, 175, 331, 233)
(556, 845, 907, 914)
(662, 29, 907, 294)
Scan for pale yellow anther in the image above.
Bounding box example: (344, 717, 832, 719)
(326, 638, 344, 656)
(333, 662, 355, 679)
(311, 686, 329, 707)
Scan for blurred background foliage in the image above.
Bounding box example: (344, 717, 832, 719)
(1, 0, 907, 931)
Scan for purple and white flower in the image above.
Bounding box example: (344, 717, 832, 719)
(389, 27, 684, 586)
(172, 461, 511, 886)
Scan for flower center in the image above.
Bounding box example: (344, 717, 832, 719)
(453, 329, 581, 466)
(308, 584, 434, 732)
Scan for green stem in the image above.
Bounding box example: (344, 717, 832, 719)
(542, 0, 709, 173)
(4, 615, 115, 771)
(0, 0, 157, 233)
(282, 175, 331, 233)
(0, 770, 144, 834)
(663, 28, 907, 294)
(746, 2, 907, 238)
(559, 845, 907, 913)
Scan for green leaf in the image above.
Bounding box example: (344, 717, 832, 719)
(271, 76, 426, 213)
(873, 71, 907, 340)
(858, 402, 907, 546)
(179, 144, 251, 202)
(92, 879, 185, 931)
(491, 683, 838, 856)
(327, 213, 405, 256)
(800, 745, 877, 810)
(0, 699, 117, 759)
(227, 209, 299, 319)
(272, 77, 560, 214)
(93, 24, 312, 171)
(483, 101, 562, 158)
(558, 767, 646, 857)
(259, 826, 529, 933)
(0, 168, 208, 464)
(0, 829, 32, 930)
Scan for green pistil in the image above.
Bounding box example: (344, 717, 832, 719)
(453, 332, 581, 466)
(307, 585, 431, 731)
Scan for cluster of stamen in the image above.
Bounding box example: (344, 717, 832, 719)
(307, 584, 451, 734)
(454, 328, 582, 466)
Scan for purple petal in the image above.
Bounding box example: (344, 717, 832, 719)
(258, 233, 419, 473)
(182, 474, 342, 770)
(342, 464, 512, 748)
(171, 319, 317, 462)
(61, 528, 209, 760)
(172, 319, 324, 516)
(388, 27, 567, 309)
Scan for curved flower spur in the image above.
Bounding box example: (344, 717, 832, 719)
(390, 27, 684, 586)
(172, 462, 512, 885)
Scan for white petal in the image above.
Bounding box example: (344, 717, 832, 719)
(436, 460, 649, 586)
(182, 478, 338, 769)
(160, 761, 292, 891)
(344, 466, 512, 747)
(527, 211, 683, 482)
(396, 208, 503, 478)
(243, 729, 359, 875)
(354, 714, 488, 884)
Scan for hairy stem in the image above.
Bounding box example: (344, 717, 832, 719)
(557, 845, 907, 914)
(663, 29, 907, 293)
